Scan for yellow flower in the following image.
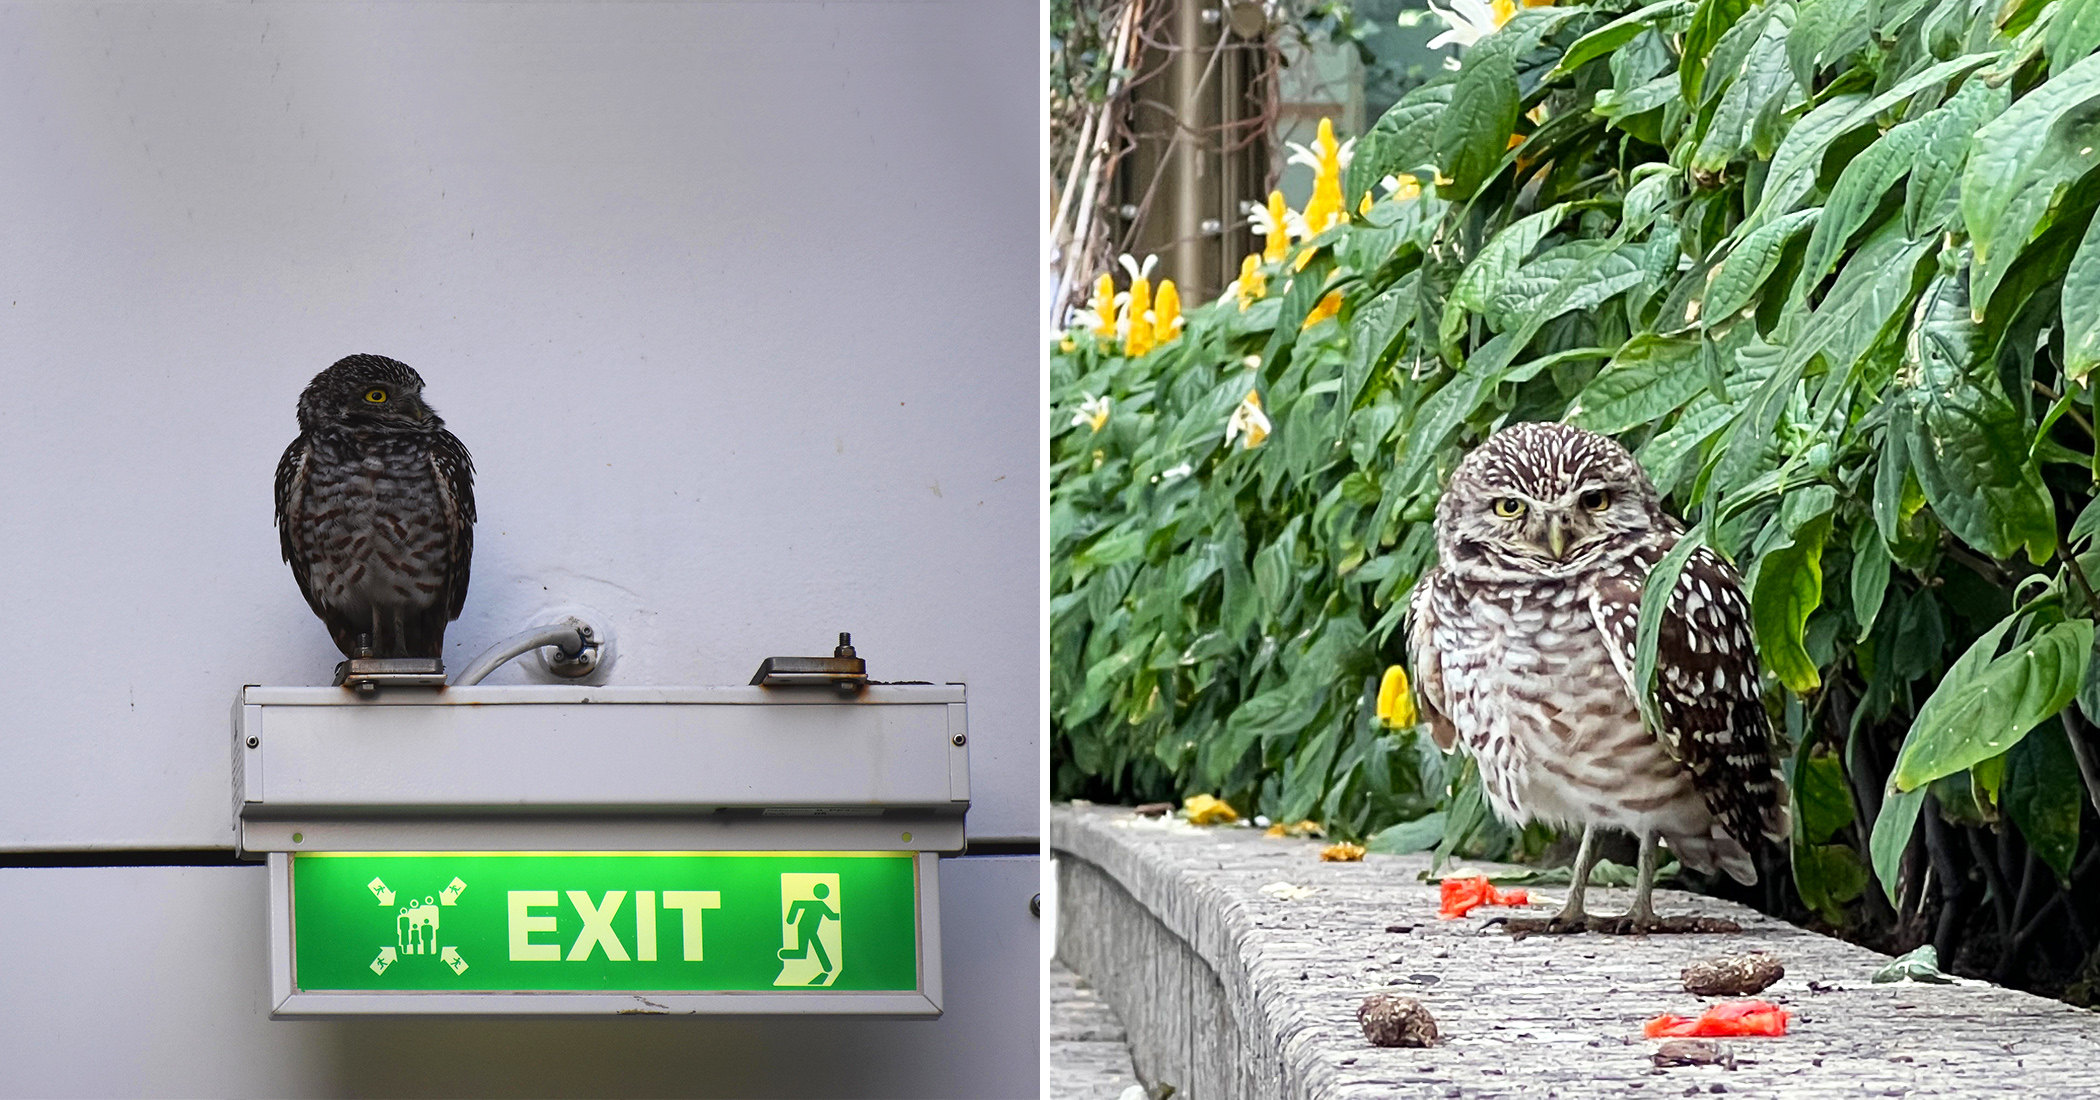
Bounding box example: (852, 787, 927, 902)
(1266, 819, 1324, 838)
(1184, 794, 1239, 825)
(1125, 276, 1154, 357)
(1297, 118, 1348, 236)
(1155, 279, 1183, 345)
(1059, 333, 1076, 353)
(1359, 192, 1374, 216)
(1293, 245, 1318, 272)
(1234, 253, 1267, 309)
(1377, 665, 1418, 728)
(1302, 289, 1344, 329)
(1320, 842, 1367, 862)
(1225, 389, 1270, 449)
(1089, 273, 1118, 339)
(1260, 190, 1293, 262)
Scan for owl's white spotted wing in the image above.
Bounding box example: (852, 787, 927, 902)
(429, 428, 477, 622)
(272, 433, 327, 620)
(1406, 566, 1461, 751)
(1588, 544, 1790, 848)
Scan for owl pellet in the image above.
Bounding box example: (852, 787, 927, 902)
(1681, 952, 1784, 996)
(1357, 994, 1438, 1047)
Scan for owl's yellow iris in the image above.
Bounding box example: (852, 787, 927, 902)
(365, 389, 388, 403)
(1492, 497, 1525, 518)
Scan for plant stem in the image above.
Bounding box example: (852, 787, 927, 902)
(2059, 708, 2100, 821)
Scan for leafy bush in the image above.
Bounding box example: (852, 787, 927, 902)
(1051, 0, 2100, 991)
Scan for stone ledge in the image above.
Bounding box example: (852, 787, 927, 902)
(1052, 802, 2100, 1100)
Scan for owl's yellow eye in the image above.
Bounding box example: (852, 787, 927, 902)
(364, 389, 388, 403)
(1491, 497, 1526, 518)
(1580, 489, 1612, 512)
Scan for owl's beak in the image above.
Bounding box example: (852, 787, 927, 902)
(1546, 517, 1567, 560)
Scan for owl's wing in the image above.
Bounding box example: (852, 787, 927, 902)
(272, 434, 326, 617)
(429, 428, 477, 622)
(1406, 566, 1461, 751)
(1588, 544, 1790, 847)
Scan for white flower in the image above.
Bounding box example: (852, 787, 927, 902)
(1115, 252, 1159, 284)
(1248, 198, 1309, 242)
(1426, 0, 1504, 49)
(1161, 461, 1195, 481)
(1283, 136, 1356, 172)
(1072, 393, 1111, 432)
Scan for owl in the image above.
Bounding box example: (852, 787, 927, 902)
(1406, 422, 1789, 928)
(274, 355, 476, 662)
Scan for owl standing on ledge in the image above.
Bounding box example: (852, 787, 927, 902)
(274, 354, 476, 661)
(1407, 422, 1789, 929)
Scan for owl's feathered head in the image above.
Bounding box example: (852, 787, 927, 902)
(297, 354, 444, 434)
(1434, 421, 1670, 580)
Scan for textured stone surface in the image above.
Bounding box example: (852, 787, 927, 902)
(1054, 802, 2100, 1099)
(1052, 959, 1143, 1100)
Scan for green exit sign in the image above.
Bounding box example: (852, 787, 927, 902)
(275, 851, 936, 1014)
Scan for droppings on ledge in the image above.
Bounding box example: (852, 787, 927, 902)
(1358, 994, 1438, 1047)
(1682, 952, 1785, 997)
(1652, 1039, 1734, 1069)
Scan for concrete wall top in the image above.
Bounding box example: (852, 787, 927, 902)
(0, 1, 1038, 849)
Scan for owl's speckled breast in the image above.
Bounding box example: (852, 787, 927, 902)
(1429, 571, 1708, 838)
(298, 431, 453, 618)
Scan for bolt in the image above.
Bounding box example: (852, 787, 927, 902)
(1030, 893, 1041, 918)
(952, 733, 967, 746)
(246, 736, 259, 749)
(291, 833, 302, 844)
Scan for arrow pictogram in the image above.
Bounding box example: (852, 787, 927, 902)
(371, 946, 397, 975)
(440, 945, 468, 975)
(368, 877, 395, 906)
(440, 877, 467, 905)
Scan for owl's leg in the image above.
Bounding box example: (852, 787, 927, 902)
(1627, 830, 1661, 929)
(1552, 824, 1599, 927)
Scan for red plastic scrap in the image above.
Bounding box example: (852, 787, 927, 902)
(1643, 999, 1790, 1038)
(1436, 872, 1531, 918)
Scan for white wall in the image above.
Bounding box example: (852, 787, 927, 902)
(0, 0, 1036, 847)
(0, 3, 1039, 1094)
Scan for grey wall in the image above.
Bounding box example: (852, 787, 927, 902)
(0, 2, 1039, 1095)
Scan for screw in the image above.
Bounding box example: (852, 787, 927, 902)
(952, 733, 967, 746)
(1030, 894, 1041, 918)
(246, 736, 259, 749)
(291, 833, 302, 843)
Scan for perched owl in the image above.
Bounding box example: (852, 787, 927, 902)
(1406, 422, 1788, 927)
(274, 355, 476, 661)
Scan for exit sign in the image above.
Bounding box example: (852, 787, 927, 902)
(269, 850, 942, 1015)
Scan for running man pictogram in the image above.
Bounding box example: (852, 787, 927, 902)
(774, 873, 843, 987)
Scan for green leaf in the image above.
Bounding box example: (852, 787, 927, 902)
(1900, 266, 2059, 563)
(1347, 84, 1455, 207)
(1850, 519, 1892, 641)
(1449, 204, 1573, 316)
(1795, 751, 1856, 845)
(1703, 208, 1820, 325)
(2062, 199, 2100, 383)
(1794, 842, 1868, 922)
(1795, 122, 1929, 295)
(1566, 334, 1712, 434)
(1556, 0, 1695, 78)
(2005, 719, 2082, 880)
(1751, 499, 1833, 694)
(1681, 0, 1755, 103)
(1964, 49, 2100, 312)
(2050, 0, 2100, 76)
(1435, 48, 1520, 201)
(1892, 616, 2094, 791)
(1869, 783, 1926, 904)
(1634, 525, 1709, 736)
(1906, 78, 2009, 238)
(1368, 811, 1448, 854)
